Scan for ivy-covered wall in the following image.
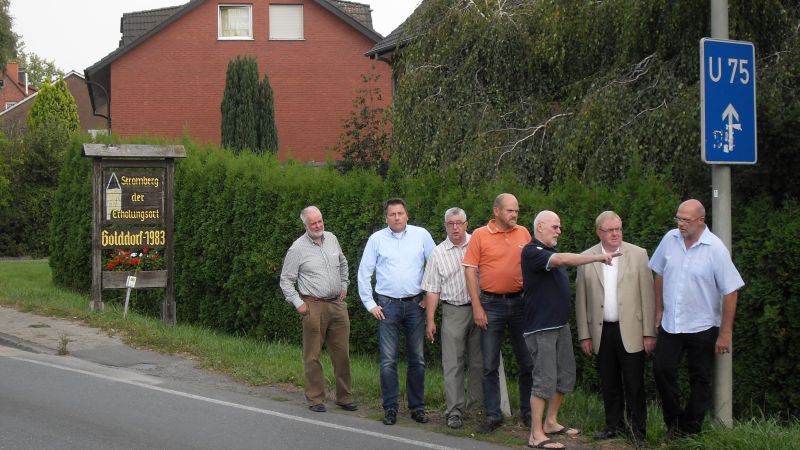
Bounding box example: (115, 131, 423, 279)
(392, 0, 800, 203)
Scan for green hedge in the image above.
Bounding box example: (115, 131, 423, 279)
(49, 140, 799, 418)
(732, 197, 800, 418)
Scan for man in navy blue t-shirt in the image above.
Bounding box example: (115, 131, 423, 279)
(521, 210, 619, 449)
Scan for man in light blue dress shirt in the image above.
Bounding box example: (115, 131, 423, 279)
(648, 199, 744, 438)
(358, 198, 435, 426)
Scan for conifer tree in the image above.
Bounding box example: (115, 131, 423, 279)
(220, 56, 259, 153)
(256, 73, 278, 154)
(25, 78, 80, 184)
(27, 78, 79, 134)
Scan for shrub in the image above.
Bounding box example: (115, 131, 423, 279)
(49, 139, 799, 418)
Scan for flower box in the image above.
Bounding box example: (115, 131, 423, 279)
(102, 270, 167, 289)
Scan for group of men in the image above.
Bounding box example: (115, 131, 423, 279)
(279, 195, 743, 449)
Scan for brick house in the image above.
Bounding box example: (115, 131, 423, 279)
(84, 0, 392, 162)
(0, 63, 35, 112)
(0, 71, 108, 137)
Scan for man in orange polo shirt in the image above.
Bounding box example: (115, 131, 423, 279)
(464, 193, 534, 432)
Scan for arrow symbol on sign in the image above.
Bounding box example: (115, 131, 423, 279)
(722, 103, 742, 153)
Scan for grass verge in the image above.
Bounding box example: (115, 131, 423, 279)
(1, 260, 798, 448)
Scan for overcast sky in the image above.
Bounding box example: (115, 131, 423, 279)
(9, 0, 419, 73)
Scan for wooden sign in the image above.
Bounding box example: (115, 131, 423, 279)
(104, 170, 164, 224)
(101, 228, 166, 248)
(83, 144, 186, 325)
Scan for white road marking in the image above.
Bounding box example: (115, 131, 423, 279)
(9, 355, 459, 450)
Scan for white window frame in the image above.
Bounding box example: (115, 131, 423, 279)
(5, 102, 16, 110)
(218, 4, 253, 40)
(269, 4, 304, 41)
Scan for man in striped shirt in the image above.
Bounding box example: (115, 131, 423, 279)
(279, 205, 356, 413)
(422, 207, 482, 429)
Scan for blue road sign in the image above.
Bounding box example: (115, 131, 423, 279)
(700, 38, 757, 164)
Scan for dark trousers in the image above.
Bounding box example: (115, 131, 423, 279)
(653, 326, 718, 434)
(598, 322, 646, 438)
(480, 294, 533, 421)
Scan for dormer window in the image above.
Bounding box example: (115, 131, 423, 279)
(219, 4, 253, 39)
(269, 5, 304, 40)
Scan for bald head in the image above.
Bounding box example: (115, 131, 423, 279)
(679, 199, 705, 218)
(533, 210, 562, 247)
(676, 199, 706, 242)
(492, 193, 519, 230)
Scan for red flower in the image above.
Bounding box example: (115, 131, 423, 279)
(106, 263, 115, 269)
(151, 254, 158, 260)
(132, 257, 141, 265)
(143, 247, 150, 253)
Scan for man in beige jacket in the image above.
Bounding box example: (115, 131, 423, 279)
(575, 211, 655, 448)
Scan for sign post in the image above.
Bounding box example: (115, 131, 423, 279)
(703, 0, 757, 427)
(83, 144, 186, 325)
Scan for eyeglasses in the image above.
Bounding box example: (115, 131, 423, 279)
(445, 221, 466, 228)
(674, 216, 703, 224)
(598, 227, 622, 234)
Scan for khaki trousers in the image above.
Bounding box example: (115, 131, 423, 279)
(441, 303, 483, 418)
(302, 299, 353, 405)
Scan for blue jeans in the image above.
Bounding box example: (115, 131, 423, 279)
(377, 293, 426, 412)
(480, 294, 533, 420)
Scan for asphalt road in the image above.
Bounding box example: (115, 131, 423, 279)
(0, 345, 510, 450)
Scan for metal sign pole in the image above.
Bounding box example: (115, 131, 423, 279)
(710, 0, 733, 428)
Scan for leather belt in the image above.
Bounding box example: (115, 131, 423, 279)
(443, 302, 471, 307)
(481, 290, 523, 299)
(381, 293, 422, 302)
(302, 295, 338, 302)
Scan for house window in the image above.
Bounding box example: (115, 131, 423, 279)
(269, 5, 304, 40)
(5, 102, 16, 110)
(219, 4, 253, 39)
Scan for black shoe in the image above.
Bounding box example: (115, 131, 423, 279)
(411, 409, 429, 423)
(593, 429, 622, 440)
(382, 409, 397, 425)
(335, 402, 358, 411)
(447, 415, 463, 429)
(479, 417, 503, 433)
(309, 403, 326, 412)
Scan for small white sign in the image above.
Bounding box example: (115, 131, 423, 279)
(126, 276, 137, 288)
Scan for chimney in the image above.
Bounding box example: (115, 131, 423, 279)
(6, 62, 18, 84)
(18, 67, 28, 95)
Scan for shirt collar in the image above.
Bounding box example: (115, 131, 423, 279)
(531, 237, 554, 251)
(671, 226, 712, 248)
(304, 232, 325, 246)
(443, 233, 470, 249)
(384, 226, 407, 238)
(600, 243, 621, 254)
(486, 219, 516, 234)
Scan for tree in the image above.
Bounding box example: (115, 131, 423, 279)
(27, 77, 79, 133)
(391, 0, 799, 200)
(256, 73, 278, 153)
(16, 42, 63, 88)
(26, 77, 79, 184)
(220, 56, 259, 154)
(0, 0, 17, 72)
(335, 71, 390, 176)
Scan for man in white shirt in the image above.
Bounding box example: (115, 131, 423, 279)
(575, 211, 655, 448)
